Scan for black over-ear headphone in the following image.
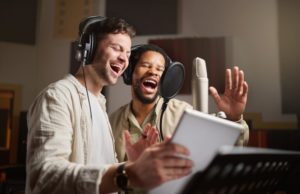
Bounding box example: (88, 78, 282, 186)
(75, 16, 107, 65)
(122, 44, 173, 85)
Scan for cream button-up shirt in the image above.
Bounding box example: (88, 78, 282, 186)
(26, 74, 117, 194)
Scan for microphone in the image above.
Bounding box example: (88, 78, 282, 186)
(192, 57, 209, 113)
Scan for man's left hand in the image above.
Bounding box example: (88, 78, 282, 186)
(209, 66, 248, 121)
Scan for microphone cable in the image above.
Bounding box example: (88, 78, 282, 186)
(81, 50, 93, 121)
(159, 98, 169, 141)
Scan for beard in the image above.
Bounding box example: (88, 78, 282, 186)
(133, 80, 159, 104)
(93, 62, 117, 86)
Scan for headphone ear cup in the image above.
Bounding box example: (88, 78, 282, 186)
(122, 45, 143, 85)
(75, 43, 83, 62)
(76, 32, 96, 65)
(85, 33, 96, 64)
(122, 62, 133, 85)
(76, 16, 106, 65)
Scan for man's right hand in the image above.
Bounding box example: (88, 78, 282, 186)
(125, 140, 193, 190)
(124, 123, 159, 161)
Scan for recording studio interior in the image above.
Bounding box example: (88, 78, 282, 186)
(0, 0, 300, 194)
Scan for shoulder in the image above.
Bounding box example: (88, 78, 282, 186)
(156, 98, 192, 119)
(50, 75, 81, 95)
(109, 104, 130, 126)
(167, 98, 193, 110)
(109, 104, 130, 135)
(29, 76, 80, 110)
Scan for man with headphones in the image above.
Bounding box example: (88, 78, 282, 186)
(26, 17, 193, 194)
(109, 44, 249, 164)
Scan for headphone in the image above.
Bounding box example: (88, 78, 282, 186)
(122, 44, 173, 85)
(75, 16, 107, 65)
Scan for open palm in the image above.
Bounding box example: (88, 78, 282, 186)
(124, 124, 158, 161)
(209, 66, 248, 121)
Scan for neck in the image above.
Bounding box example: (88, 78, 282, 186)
(75, 65, 103, 96)
(131, 98, 157, 125)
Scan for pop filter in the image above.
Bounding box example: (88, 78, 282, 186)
(159, 61, 185, 100)
(158, 61, 185, 141)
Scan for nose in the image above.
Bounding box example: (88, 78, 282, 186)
(148, 66, 160, 77)
(118, 51, 128, 66)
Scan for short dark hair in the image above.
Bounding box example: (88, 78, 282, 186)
(79, 16, 136, 39)
(94, 17, 136, 40)
(77, 16, 136, 65)
(129, 44, 171, 70)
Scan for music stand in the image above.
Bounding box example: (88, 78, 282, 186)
(180, 146, 300, 194)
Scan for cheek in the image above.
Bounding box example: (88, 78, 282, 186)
(133, 68, 146, 79)
(93, 48, 106, 63)
(94, 48, 114, 62)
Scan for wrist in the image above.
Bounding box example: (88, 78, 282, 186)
(124, 161, 141, 189)
(114, 163, 133, 192)
(228, 114, 243, 122)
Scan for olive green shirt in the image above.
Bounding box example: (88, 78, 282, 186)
(109, 97, 249, 163)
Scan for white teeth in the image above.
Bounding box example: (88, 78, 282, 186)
(144, 79, 156, 85)
(111, 64, 122, 68)
(111, 64, 122, 72)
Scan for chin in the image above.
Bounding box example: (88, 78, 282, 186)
(140, 95, 157, 104)
(111, 79, 118, 85)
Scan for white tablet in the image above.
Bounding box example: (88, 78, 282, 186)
(150, 109, 243, 194)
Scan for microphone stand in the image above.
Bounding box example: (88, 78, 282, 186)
(159, 98, 169, 141)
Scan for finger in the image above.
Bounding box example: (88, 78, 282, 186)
(142, 123, 151, 138)
(209, 86, 221, 104)
(232, 66, 239, 89)
(155, 143, 190, 158)
(148, 127, 158, 144)
(166, 166, 193, 175)
(163, 136, 172, 142)
(225, 69, 232, 90)
(238, 70, 244, 95)
(149, 132, 158, 145)
(124, 130, 132, 147)
(162, 158, 193, 181)
(162, 157, 193, 168)
(164, 166, 192, 180)
(242, 81, 248, 97)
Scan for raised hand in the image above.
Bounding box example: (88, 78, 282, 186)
(209, 66, 248, 121)
(124, 123, 158, 161)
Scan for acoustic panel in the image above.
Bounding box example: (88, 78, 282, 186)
(106, 0, 178, 35)
(0, 0, 38, 45)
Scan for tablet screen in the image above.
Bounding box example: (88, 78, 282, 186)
(150, 109, 243, 194)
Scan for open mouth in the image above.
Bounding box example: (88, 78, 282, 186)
(142, 79, 157, 91)
(111, 64, 122, 75)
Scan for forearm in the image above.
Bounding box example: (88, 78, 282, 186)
(99, 164, 119, 193)
(28, 159, 106, 194)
